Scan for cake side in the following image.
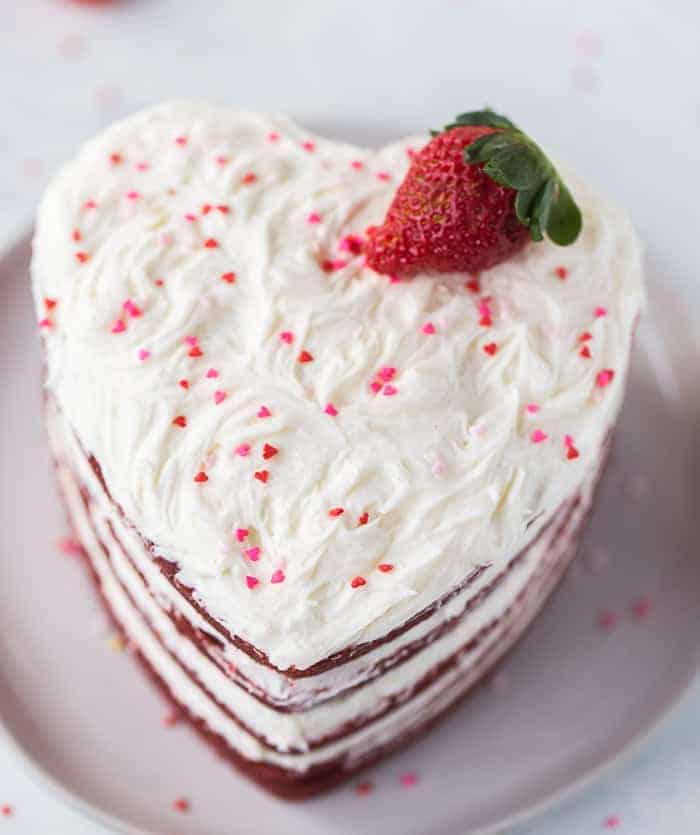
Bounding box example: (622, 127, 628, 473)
(31, 100, 645, 671)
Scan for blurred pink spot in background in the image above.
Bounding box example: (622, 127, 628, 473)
(58, 33, 86, 60)
(575, 30, 604, 59)
(20, 159, 44, 180)
(622, 473, 650, 503)
(95, 83, 123, 113)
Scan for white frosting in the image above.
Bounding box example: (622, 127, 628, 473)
(32, 100, 644, 670)
(53, 420, 592, 766)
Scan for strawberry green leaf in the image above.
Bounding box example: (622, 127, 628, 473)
(464, 132, 517, 163)
(545, 182, 582, 245)
(452, 109, 517, 130)
(485, 143, 544, 190)
(515, 188, 538, 223)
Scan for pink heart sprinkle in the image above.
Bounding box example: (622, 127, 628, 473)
(245, 576, 259, 590)
(422, 322, 436, 335)
(267, 132, 280, 142)
(244, 547, 260, 562)
(370, 381, 382, 394)
(214, 390, 227, 405)
(531, 429, 548, 444)
(324, 403, 338, 417)
(350, 160, 363, 170)
(136, 162, 149, 172)
(184, 213, 197, 222)
(257, 405, 271, 418)
(38, 318, 52, 329)
(594, 306, 608, 318)
(123, 299, 142, 317)
(383, 384, 398, 396)
(280, 331, 294, 344)
(376, 171, 391, 181)
(307, 212, 321, 224)
(111, 319, 126, 334)
(234, 444, 251, 457)
(215, 155, 229, 166)
(378, 366, 396, 382)
(206, 368, 219, 378)
(126, 190, 140, 201)
(596, 369, 615, 388)
(603, 815, 621, 829)
(526, 404, 540, 414)
(138, 349, 151, 361)
(400, 772, 418, 788)
(184, 335, 198, 347)
(235, 528, 249, 542)
(598, 610, 619, 630)
(270, 569, 285, 584)
(564, 434, 574, 448)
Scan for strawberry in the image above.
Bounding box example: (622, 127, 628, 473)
(366, 109, 581, 277)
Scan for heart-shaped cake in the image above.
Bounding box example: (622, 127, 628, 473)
(32, 101, 644, 797)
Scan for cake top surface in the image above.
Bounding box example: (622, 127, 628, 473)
(33, 100, 644, 669)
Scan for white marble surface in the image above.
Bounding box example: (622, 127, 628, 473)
(1, 1, 699, 832)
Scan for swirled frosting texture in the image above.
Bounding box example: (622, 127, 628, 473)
(32, 101, 644, 669)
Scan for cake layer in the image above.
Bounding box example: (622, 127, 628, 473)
(32, 102, 645, 671)
(51, 395, 599, 770)
(48, 396, 592, 729)
(56, 443, 592, 794)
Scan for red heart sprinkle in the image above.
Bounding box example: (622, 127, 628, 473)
(193, 471, 208, 483)
(378, 563, 394, 572)
(75, 251, 89, 263)
(188, 346, 203, 358)
(298, 350, 314, 363)
(580, 345, 591, 358)
(555, 266, 568, 280)
(179, 379, 189, 389)
(328, 507, 344, 517)
(44, 297, 57, 310)
(483, 342, 497, 356)
(242, 172, 257, 185)
(465, 278, 481, 294)
(172, 416, 187, 428)
(567, 446, 580, 460)
(357, 512, 369, 526)
(221, 272, 236, 284)
(254, 470, 269, 483)
(351, 576, 366, 588)
(204, 238, 219, 248)
(262, 444, 278, 460)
